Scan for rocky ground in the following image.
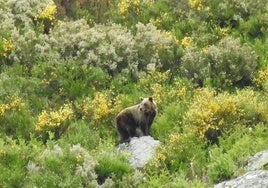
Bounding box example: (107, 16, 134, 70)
(214, 150, 268, 188)
(118, 137, 268, 188)
(117, 136, 160, 168)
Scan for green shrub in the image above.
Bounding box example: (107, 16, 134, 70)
(0, 95, 34, 140)
(181, 37, 258, 89)
(54, 0, 110, 23)
(0, 0, 57, 66)
(144, 172, 207, 188)
(207, 123, 268, 183)
(152, 103, 186, 141)
(93, 142, 133, 185)
(59, 120, 102, 151)
(96, 154, 133, 184)
(25, 143, 115, 187)
(0, 137, 43, 187)
(113, 170, 145, 188)
(138, 71, 193, 108)
(31, 60, 111, 101)
(207, 0, 267, 28)
(146, 132, 207, 178)
(207, 152, 236, 183)
(47, 20, 178, 77)
(238, 12, 268, 40)
(253, 38, 268, 68)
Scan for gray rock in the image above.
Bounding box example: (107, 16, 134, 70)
(118, 136, 160, 168)
(214, 170, 268, 188)
(245, 150, 268, 171)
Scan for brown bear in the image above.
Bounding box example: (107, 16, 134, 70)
(116, 97, 157, 143)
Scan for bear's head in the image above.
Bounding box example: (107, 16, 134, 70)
(139, 97, 157, 114)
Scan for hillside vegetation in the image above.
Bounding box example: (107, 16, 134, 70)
(0, 0, 267, 187)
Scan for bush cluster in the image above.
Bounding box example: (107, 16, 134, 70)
(184, 88, 268, 141)
(181, 37, 258, 89)
(0, 0, 267, 187)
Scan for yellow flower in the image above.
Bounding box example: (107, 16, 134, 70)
(181, 36, 193, 48)
(205, 6, 210, 12)
(0, 96, 25, 116)
(189, 0, 203, 10)
(92, 92, 111, 121)
(157, 153, 166, 162)
(76, 154, 83, 162)
(75, 92, 112, 121)
(35, 1, 57, 21)
(35, 104, 73, 131)
(0, 38, 15, 57)
(254, 67, 268, 87)
(220, 28, 228, 36)
(118, 0, 130, 14)
(169, 134, 180, 143)
(202, 45, 210, 51)
(133, 0, 141, 6)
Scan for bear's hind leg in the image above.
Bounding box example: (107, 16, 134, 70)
(117, 125, 130, 143)
(128, 126, 138, 138)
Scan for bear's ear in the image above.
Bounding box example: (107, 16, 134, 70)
(149, 97, 153, 102)
(140, 97, 144, 101)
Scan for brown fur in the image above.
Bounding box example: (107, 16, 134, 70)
(116, 97, 157, 143)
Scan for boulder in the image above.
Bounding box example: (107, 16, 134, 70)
(118, 136, 160, 168)
(214, 170, 268, 188)
(245, 150, 268, 171)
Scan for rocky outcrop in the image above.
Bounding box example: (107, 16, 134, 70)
(214, 170, 268, 188)
(245, 150, 268, 171)
(118, 136, 160, 168)
(214, 150, 268, 188)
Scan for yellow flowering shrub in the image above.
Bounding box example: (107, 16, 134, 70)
(0, 38, 15, 58)
(185, 88, 268, 140)
(181, 36, 193, 48)
(35, 1, 57, 21)
(254, 66, 268, 90)
(35, 104, 73, 131)
(0, 96, 25, 116)
(185, 88, 242, 139)
(220, 28, 229, 36)
(189, 0, 203, 10)
(139, 71, 191, 107)
(91, 92, 112, 121)
(236, 89, 268, 123)
(118, 0, 130, 14)
(34, 1, 57, 34)
(75, 92, 114, 123)
(117, 0, 154, 15)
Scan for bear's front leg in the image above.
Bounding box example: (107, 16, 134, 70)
(140, 124, 149, 136)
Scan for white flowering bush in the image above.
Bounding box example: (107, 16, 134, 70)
(49, 21, 178, 76)
(24, 144, 115, 187)
(134, 23, 178, 72)
(0, 0, 52, 30)
(50, 21, 135, 74)
(181, 37, 258, 89)
(0, 0, 56, 65)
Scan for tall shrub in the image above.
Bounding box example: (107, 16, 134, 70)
(181, 37, 257, 89)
